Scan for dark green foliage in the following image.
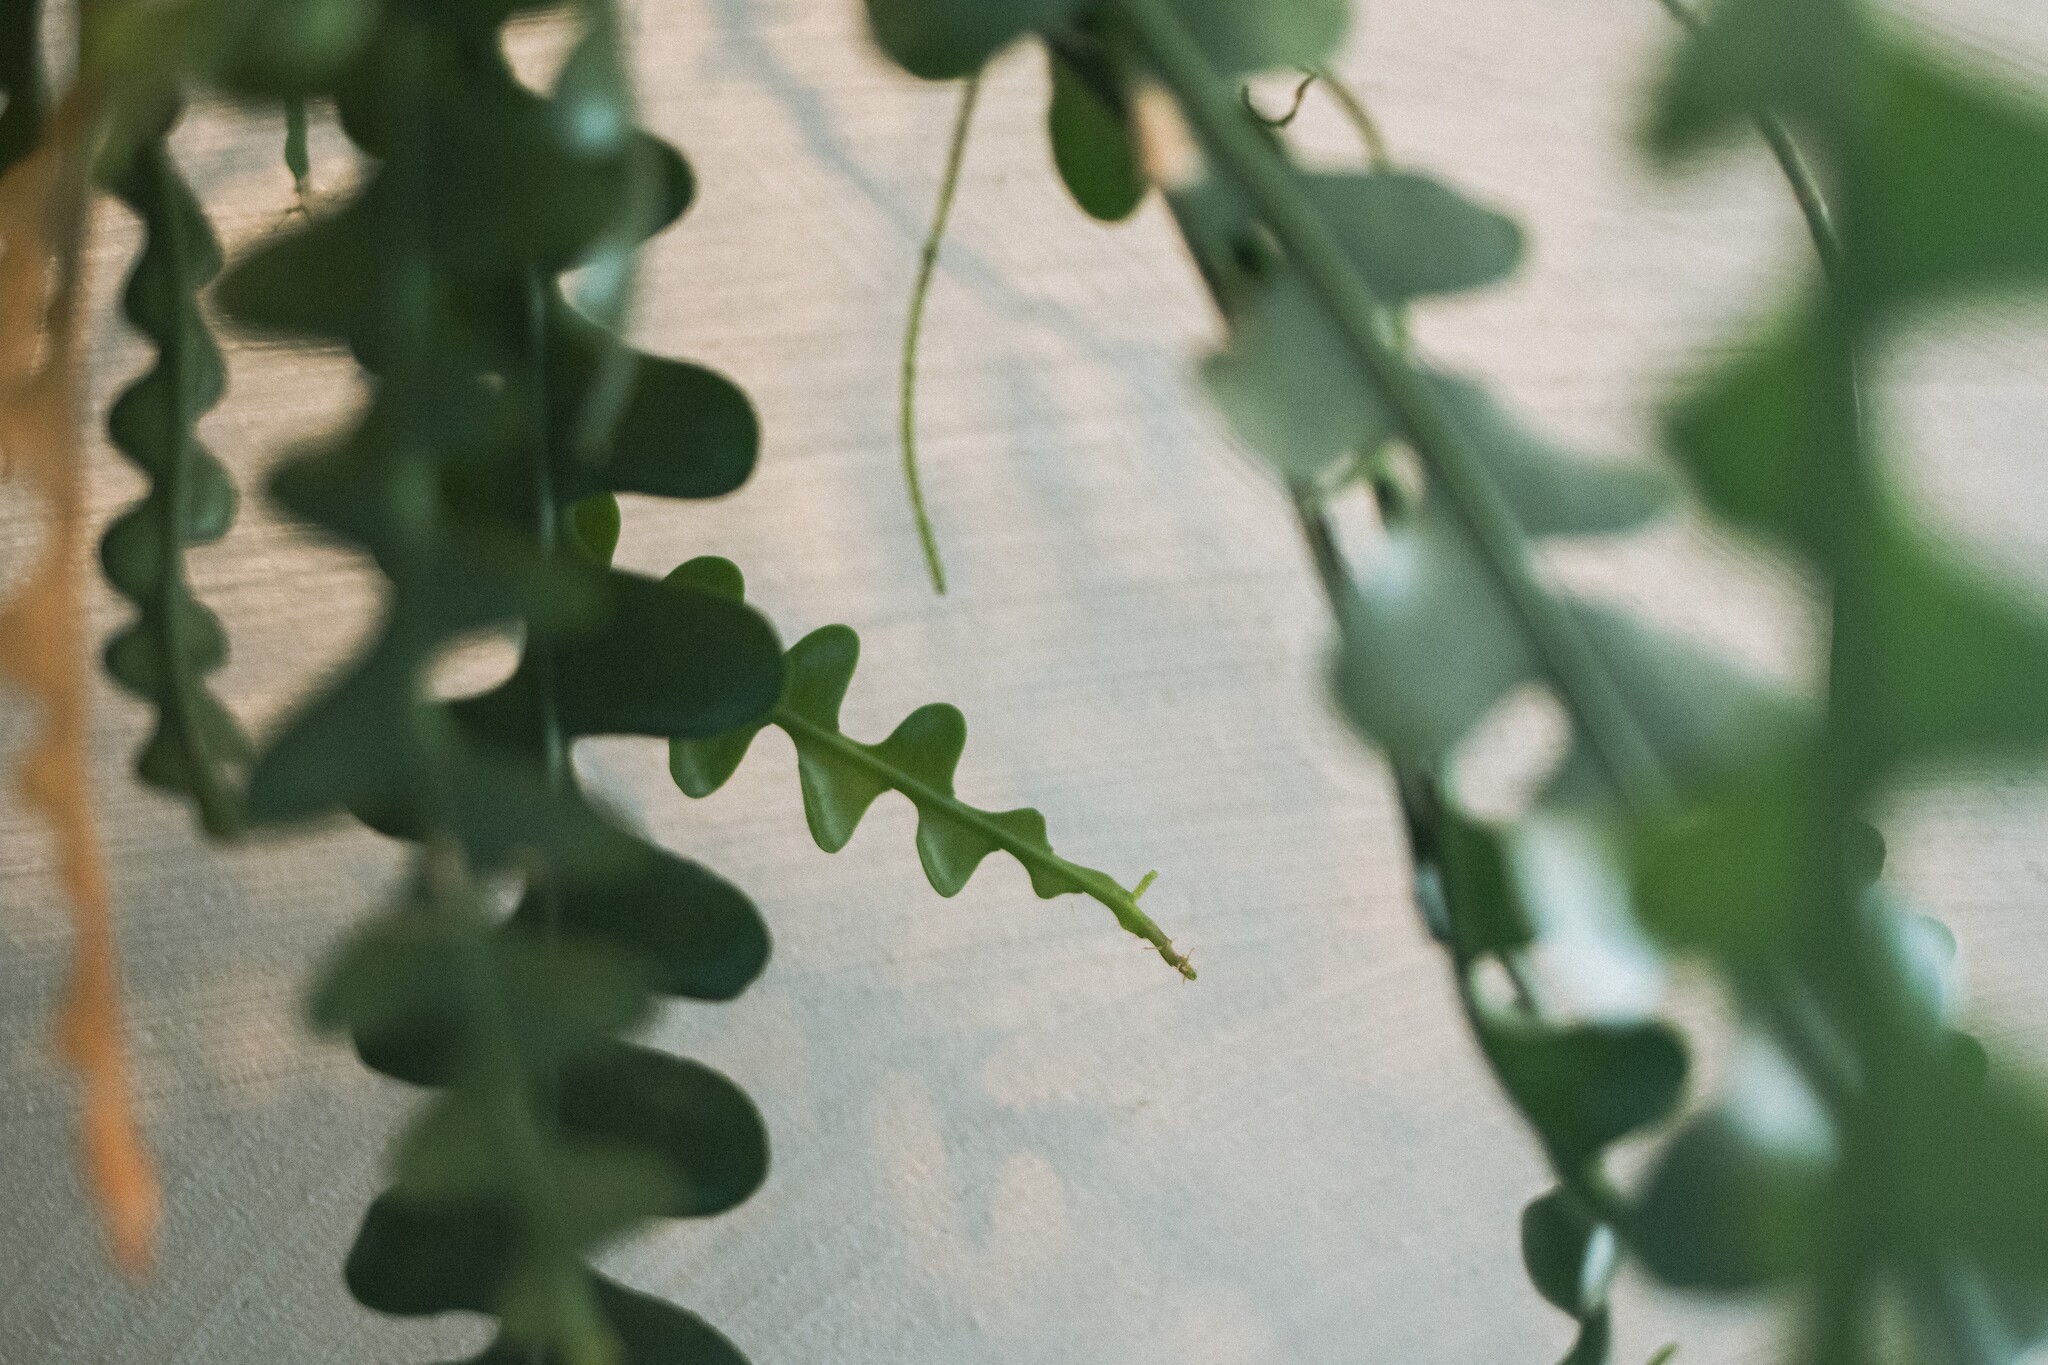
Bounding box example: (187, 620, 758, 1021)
(58, 4, 1185, 1354)
(865, 0, 1080, 80)
(33, 0, 2048, 1356)
(1169, 0, 1346, 78)
(862, 0, 2048, 1360)
(862, 0, 1344, 83)
(1522, 1189, 1616, 1365)
(1481, 1019, 1687, 1172)
(456, 1277, 751, 1365)
(315, 861, 766, 1365)
(0, 0, 45, 174)
(670, 558, 1193, 978)
(1632, 1111, 1828, 1290)
(100, 112, 251, 837)
(1047, 45, 1144, 222)
(205, 1, 781, 1358)
(1635, 0, 2048, 1341)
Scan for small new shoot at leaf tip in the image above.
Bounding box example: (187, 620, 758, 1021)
(283, 98, 311, 211)
(1113, 873, 1193, 980)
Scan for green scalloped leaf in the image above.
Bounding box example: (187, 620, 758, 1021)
(1864, 523, 2048, 770)
(1178, 169, 1524, 315)
(1561, 1313, 1612, 1365)
(99, 115, 250, 836)
(668, 558, 1192, 978)
(1863, 48, 2048, 304)
(1649, 0, 2048, 308)
(1204, 272, 1398, 483)
(210, 6, 774, 1357)
(1631, 747, 1814, 960)
(1430, 806, 1534, 964)
(1545, 606, 1805, 806)
(1661, 308, 1838, 554)
(544, 301, 760, 503)
(394, 1095, 680, 1240)
(312, 907, 656, 1075)
(1889, 1069, 2048, 1313)
(193, 0, 382, 98)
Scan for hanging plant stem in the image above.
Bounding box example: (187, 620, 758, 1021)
(900, 70, 983, 596)
(1114, 0, 1672, 811)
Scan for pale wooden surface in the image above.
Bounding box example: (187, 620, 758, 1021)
(4, 2, 2048, 1362)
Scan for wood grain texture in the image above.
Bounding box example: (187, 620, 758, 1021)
(3, 2, 2047, 1362)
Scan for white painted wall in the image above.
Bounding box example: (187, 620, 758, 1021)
(4, 2, 2047, 1361)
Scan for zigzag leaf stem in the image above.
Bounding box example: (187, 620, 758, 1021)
(104, 116, 248, 836)
(770, 704, 1191, 977)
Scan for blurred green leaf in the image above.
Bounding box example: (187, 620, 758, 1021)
(1331, 380, 1678, 772)
(1434, 807, 1534, 963)
(311, 906, 657, 1079)
(1523, 1188, 1618, 1315)
(347, 1192, 516, 1317)
(557, 1044, 769, 1219)
(1049, 46, 1145, 222)
(461, 1276, 751, 1365)
(1204, 272, 1398, 483)
(1479, 1015, 1688, 1169)
(1172, 0, 1347, 77)
(1546, 606, 1802, 806)
(1661, 308, 1840, 555)
(1196, 174, 1524, 483)
(100, 115, 249, 836)
(1311, 175, 1523, 306)
(514, 846, 771, 1005)
(1631, 749, 1815, 958)
(0, 0, 46, 173)
(863, 0, 1080, 80)
(1641, 0, 1853, 164)
(1634, 1110, 1830, 1290)
(1864, 48, 2048, 303)
(565, 493, 622, 567)
(455, 571, 784, 744)
(1523, 1186, 1617, 1365)
(394, 1096, 680, 1242)
(1861, 524, 2048, 770)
